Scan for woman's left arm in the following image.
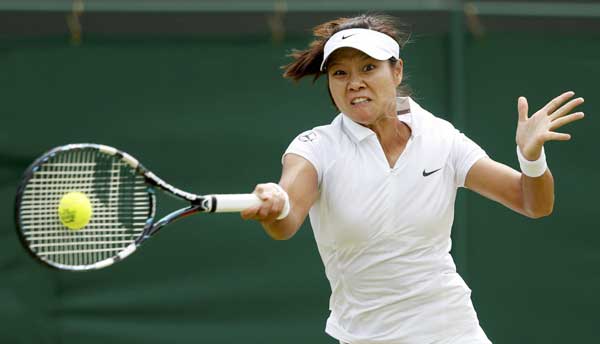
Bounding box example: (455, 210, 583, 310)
(464, 91, 585, 218)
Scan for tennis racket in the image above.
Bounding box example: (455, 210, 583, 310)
(14, 143, 282, 271)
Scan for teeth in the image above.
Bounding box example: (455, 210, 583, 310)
(352, 97, 369, 105)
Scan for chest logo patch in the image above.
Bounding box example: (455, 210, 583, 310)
(422, 168, 442, 177)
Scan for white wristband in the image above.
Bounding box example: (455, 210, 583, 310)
(516, 145, 547, 178)
(271, 183, 291, 220)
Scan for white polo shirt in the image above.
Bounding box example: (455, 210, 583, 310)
(283, 97, 490, 344)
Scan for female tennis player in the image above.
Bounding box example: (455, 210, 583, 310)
(241, 14, 584, 344)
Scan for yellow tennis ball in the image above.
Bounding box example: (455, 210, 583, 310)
(58, 192, 92, 230)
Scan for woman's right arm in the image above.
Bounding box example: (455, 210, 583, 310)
(240, 153, 319, 240)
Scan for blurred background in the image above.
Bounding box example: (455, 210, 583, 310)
(1, 0, 599, 343)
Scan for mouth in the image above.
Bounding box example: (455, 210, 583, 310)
(350, 97, 372, 106)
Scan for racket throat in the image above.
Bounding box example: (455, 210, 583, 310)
(147, 204, 206, 237)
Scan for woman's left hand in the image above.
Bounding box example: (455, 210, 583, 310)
(516, 91, 585, 160)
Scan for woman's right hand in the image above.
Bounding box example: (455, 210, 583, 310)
(241, 182, 289, 224)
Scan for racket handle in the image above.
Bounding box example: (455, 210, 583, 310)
(210, 193, 290, 219)
(212, 194, 261, 212)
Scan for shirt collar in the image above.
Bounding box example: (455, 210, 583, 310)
(341, 96, 422, 143)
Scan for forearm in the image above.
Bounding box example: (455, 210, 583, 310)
(521, 169, 554, 218)
(465, 158, 553, 219)
(261, 211, 303, 240)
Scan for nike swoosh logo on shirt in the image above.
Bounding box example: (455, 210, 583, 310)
(422, 168, 442, 177)
(342, 34, 357, 39)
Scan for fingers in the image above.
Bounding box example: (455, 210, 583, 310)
(550, 112, 585, 130)
(241, 183, 285, 222)
(545, 131, 571, 142)
(549, 97, 584, 120)
(518, 96, 529, 122)
(517, 91, 584, 148)
(240, 205, 259, 220)
(543, 91, 575, 114)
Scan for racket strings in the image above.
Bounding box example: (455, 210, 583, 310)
(19, 148, 151, 268)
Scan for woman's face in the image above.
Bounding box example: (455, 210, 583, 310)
(327, 48, 403, 126)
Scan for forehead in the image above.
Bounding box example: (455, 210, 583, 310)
(327, 48, 374, 67)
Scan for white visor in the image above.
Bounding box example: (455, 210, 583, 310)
(320, 28, 400, 71)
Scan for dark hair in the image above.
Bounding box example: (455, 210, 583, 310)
(282, 13, 412, 96)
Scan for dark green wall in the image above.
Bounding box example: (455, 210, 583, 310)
(465, 33, 600, 343)
(1, 32, 598, 343)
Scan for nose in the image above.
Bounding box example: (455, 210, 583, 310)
(347, 74, 365, 92)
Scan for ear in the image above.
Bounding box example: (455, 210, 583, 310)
(393, 58, 404, 86)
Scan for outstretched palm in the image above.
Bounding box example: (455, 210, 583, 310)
(516, 91, 585, 161)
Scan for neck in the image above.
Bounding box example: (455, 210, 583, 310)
(367, 113, 411, 147)
(366, 111, 412, 169)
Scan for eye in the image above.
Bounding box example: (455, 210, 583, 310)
(363, 63, 376, 72)
(332, 70, 346, 76)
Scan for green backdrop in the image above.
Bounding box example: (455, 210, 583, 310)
(1, 31, 598, 343)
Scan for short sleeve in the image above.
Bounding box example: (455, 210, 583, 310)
(282, 130, 324, 185)
(451, 130, 488, 187)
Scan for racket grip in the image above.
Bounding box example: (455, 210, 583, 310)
(212, 194, 261, 212)
(210, 193, 290, 220)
